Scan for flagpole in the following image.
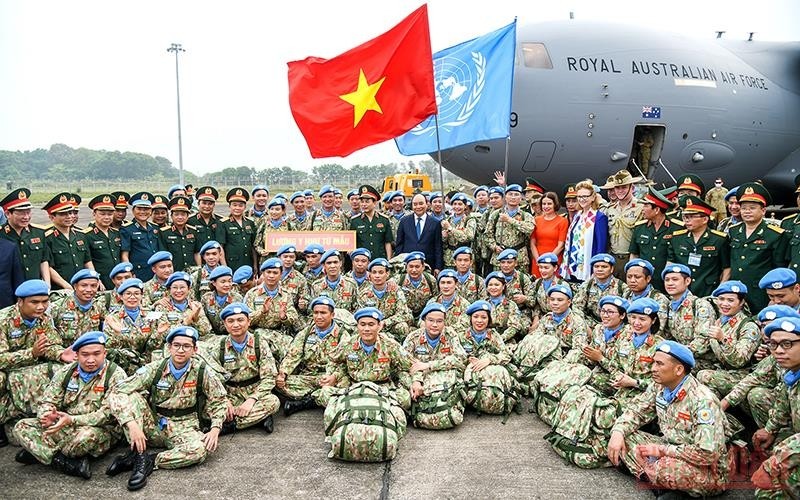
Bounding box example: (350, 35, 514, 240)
(434, 114, 445, 194)
(503, 136, 510, 186)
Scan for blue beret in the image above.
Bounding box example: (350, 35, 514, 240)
(209, 266, 233, 281)
(368, 258, 390, 270)
(15, 279, 49, 298)
(590, 253, 616, 266)
(220, 302, 251, 320)
(451, 193, 467, 204)
(624, 258, 654, 276)
(390, 191, 405, 201)
(319, 185, 335, 197)
(437, 269, 458, 282)
(260, 257, 282, 271)
(484, 271, 506, 285)
(404, 251, 426, 263)
(166, 325, 199, 344)
(724, 187, 738, 201)
(354, 307, 384, 322)
(429, 191, 443, 201)
(488, 186, 504, 196)
(333, 188, 342, 196)
(498, 248, 518, 261)
(251, 185, 269, 196)
(273, 193, 287, 201)
(420, 301, 447, 319)
(320, 249, 340, 264)
(310, 296, 336, 311)
(473, 185, 488, 196)
(71, 331, 107, 351)
(117, 278, 144, 295)
(199, 240, 221, 255)
(267, 198, 285, 209)
(537, 252, 558, 265)
(758, 305, 800, 323)
(627, 297, 661, 316)
(505, 184, 523, 193)
(661, 263, 692, 280)
(350, 248, 372, 260)
(289, 191, 304, 203)
(167, 185, 185, 197)
(464, 197, 475, 208)
(599, 295, 630, 311)
(382, 192, 393, 203)
(466, 300, 493, 316)
(713, 280, 748, 297)
(277, 244, 297, 256)
(147, 251, 173, 266)
(233, 265, 253, 284)
(453, 246, 472, 258)
(304, 243, 324, 255)
(759, 268, 797, 290)
(765, 317, 800, 337)
(70, 268, 100, 284)
(656, 340, 695, 368)
(109, 262, 134, 279)
(303, 189, 313, 197)
(165, 272, 192, 288)
(347, 189, 359, 199)
(547, 284, 573, 299)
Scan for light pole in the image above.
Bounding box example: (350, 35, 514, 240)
(167, 43, 185, 186)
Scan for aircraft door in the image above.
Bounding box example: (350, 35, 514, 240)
(629, 125, 665, 179)
(521, 141, 557, 172)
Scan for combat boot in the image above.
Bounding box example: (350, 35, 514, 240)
(127, 452, 155, 491)
(15, 449, 39, 465)
(220, 420, 236, 435)
(283, 395, 315, 416)
(52, 452, 91, 479)
(262, 415, 274, 433)
(0, 424, 7, 447)
(106, 449, 135, 476)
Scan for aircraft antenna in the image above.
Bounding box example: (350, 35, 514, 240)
(716, 31, 725, 39)
(748, 32, 755, 41)
(569, 11, 574, 20)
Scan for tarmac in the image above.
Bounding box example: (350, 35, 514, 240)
(0, 403, 756, 499)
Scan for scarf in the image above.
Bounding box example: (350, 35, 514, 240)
(670, 291, 690, 312)
(541, 278, 553, 292)
(632, 331, 650, 348)
(352, 272, 367, 286)
(168, 359, 190, 381)
(371, 285, 387, 299)
(425, 332, 441, 349)
(441, 295, 455, 310)
(171, 299, 188, 312)
(74, 296, 93, 313)
(408, 276, 422, 288)
(263, 285, 279, 298)
(270, 219, 283, 229)
(251, 208, 266, 218)
(360, 340, 375, 355)
(471, 329, 487, 344)
(214, 294, 228, 307)
(451, 215, 463, 225)
(322, 208, 335, 218)
(631, 285, 652, 301)
(315, 323, 335, 340)
(603, 326, 623, 343)
(489, 296, 504, 307)
(231, 334, 249, 353)
(594, 278, 612, 292)
(22, 317, 37, 328)
(552, 310, 569, 324)
(660, 375, 689, 404)
(77, 361, 105, 383)
(295, 211, 307, 222)
(505, 208, 519, 218)
(325, 277, 341, 291)
(784, 369, 800, 388)
(125, 307, 140, 322)
(456, 271, 471, 285)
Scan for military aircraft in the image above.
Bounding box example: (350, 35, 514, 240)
(437, 20, 800, 204)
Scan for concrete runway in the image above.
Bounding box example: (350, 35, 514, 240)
(0, 404, 756, 499)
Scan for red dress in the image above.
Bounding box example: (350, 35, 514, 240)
(530, 215, 569, 276)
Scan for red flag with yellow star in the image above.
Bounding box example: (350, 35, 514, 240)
(287, 5, 437, 158)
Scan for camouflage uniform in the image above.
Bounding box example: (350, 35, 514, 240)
(397, 271, 438, 319)
(755, 378, 800, 498)
(603, 329, 664, 406)
(243, 285, 302, 362)
(50, 294, 109, 347)
(187, 265, 217, 301)
(286, 212, 312, 231)
(696, 312, 761, 398)
(253, 218, 293, 262)
(486, 297, 526, 344)
(486, 209, 536, 272)
(516, 309, 589, 374)
(13, 361, 126, 463)
(611, 375, 730, 497)
(664, 292, 717, 369)
(282, 268, 310, 314)
(425, 294, 471, 331)
(103, 307, 168, 372)
(309, 209, 349, 231)
(503, 269, 537, 325)
(206, 331, 280, 429)
(584, 323, 629, 393)
(108, 358, 228, 469)
(722, 355, 781, 429)
(455, 272, 485, 303)
(279, 322, 350, 403)
(141, 278, 168, 308)
(572, 277, 629, 328)
(622, 286, 670, 329)
(442, 215, 477, 268)
(475, 208, 498, 274)
(457, 328, 518, 414)
(309, 275, 360, 311)
(152, 300, 214, 340)
(356, 282, 413, 342)
(530, 276, 570, 319)
(200, 290, 244, 336)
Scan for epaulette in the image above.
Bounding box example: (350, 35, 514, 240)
(219, 216, 230, 223)
(768, 224, 786, 234)
(186, 224, 196, 230)
(44, 228, 54, 237)
(30, 223, 49, 231)
(122, 220, 134, 227)
(160, 225, 172, 231)
(669, 218, 685, 226)
(73, 225, 84, 232)
(710, 229, 727, 238)
(82, 226, 94, 234)
(634, 220, 647, 226)
(109, 226, 119, 232)
(673, 229, 688, 236)
(783, 213, 798, 222)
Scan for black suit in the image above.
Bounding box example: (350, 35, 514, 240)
(395, 214, 444, 271)
(0, 238, 24, 308)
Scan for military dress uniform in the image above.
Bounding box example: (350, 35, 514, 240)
(667, 227, 730, 298)
(0, 189, 50, 281)
(216, 190, 257, 272)
(350, 212, 393, 261)
(782, 212, 800, 274)
(120, 221, 162, 282)
(629, 218, 681, 291)
(159, 198, 200, 272)
(188, 186, 222, 246)
(45, 225, 92, 287)
(604, 197, 643, 276)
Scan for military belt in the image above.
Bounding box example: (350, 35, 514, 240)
(227, 376, 260, 388)
(156, 406, 196, 418)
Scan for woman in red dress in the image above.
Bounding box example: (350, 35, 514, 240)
(530, 192, 568, 276)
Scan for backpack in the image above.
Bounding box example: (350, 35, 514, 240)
(511, 333, 563, 395)
(531, 360, 592, 427)
(323, 381, 406, 462)
(411, 369, 464, 430)
(461, 364, 519, 417)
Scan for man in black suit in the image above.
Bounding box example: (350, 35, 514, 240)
(0, 238, 24, 308)
(395, 193, 444, 273)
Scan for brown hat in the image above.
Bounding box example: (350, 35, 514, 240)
(600, 170, 642, 189)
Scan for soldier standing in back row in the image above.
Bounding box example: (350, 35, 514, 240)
(486, 184, 535, 273)
(602, 170, 643, 278)
(216, 188, 257, 272)
(629, 187, 680, 293)
(0, 188, 51, 283)
(84, 194, 122, 291)
(188, 186, 222, 247)
(350, 185, 393, 260)
(44, 192, 94, 290)
(120, 192, 162, 282)
(159, 196, 201, 273)
(781, 174, 800, 274)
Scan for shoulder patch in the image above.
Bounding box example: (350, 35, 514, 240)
(669, 218, 685, 226)
(82, 226, 94, 234)
(710, 229, 727, 238)
(673, 229, 688, 235)
(44, 228, 54, 237)
(783, 213, 798, 221)
(30, 223, 49, 231)
(634, 220, 647, 226)
(768, 224, 786, 234)
(219, 216, 230, 223)
(186, 224, 196, 230)
(696, 407, 714, 424)
(122, 221, 133, 227)
(160, 225, 171, 231)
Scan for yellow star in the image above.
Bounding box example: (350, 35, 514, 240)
(339, 69, 386, 127)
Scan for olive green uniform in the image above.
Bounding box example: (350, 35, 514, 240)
(729, 221, 789, 312)
(667, 228, 731, 298)
(629, 218, 683, 292)
(159, 224, 201, 272)
(215, 216, 257, 272)
(350, 212, 393, 260)
(0, 224, 50, 281)
(187, 213, 221, 247)
(45, 227, 91, 287)
(782, 213, 800, 274)
(83, 225, 122, 289)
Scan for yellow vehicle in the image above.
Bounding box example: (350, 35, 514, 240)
(380, 172, 432, 199)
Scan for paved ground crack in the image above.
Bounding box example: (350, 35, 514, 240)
(379, 461, 392, 500)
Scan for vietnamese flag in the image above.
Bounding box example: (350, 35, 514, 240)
(288, 5, 437, 158)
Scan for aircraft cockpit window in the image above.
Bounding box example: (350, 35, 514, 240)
(522, 43, 553, 69)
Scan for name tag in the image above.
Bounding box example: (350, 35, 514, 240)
(152, 291, 164, 299)
(688, 253, 702, 266)
(306, 336, 318, 345)
(618, 348, 630, 357)
(347, 353, 359, 362)
(414, 346, 428, 355)
(9, 330, 22, 339)
(167, 312, 181, 322)
(207, 310, 216, 317)
(254, 298, 266, 307)
(61, 312, 76, 322)
(121, 327, 131, 335)
(224, 355, 235, 363)
(156, 380, 171, 390)
(464, 344, 473, 353)
(93, 385, 105, 393)
(441, 347, 451, 353)
(66, 380, 80, 392)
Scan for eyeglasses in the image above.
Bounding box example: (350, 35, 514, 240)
(599, 309, 619, 316)
(767, 339, 800, 351)
(171, 343, 194, 351)
(576, 195, 592, 200)
(681, 214, 705, 220)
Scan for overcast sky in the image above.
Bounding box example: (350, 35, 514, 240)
(1, 0, 797, 176)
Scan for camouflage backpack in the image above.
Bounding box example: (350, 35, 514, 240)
(512, 333, 563, 396)
(323, 381, 406, 462)
(531, 360, 592, 427)
(411, 370, 464, 429)
(461, 364, 519, 416)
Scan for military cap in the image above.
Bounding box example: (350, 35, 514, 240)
(601, 170, 642, 189)
(42, 192, 75, 214)
(195, 186, 219, 202)
(147, 251, 173, 266)
(505, 184, 523, 194)
(759, 268, 797, 290)
(661, 263, 692, 280)
(382, 192, 393, 203)
(473, 185, 489, 196)
(347, 189, 359, 199)
(737, 182, 772, 206)
(656, 340, 695, 368)
(117, 278, 144, 294)
(624, 258, 655, 276)
(659, 186, 679, 201)
(712, 280, 748, 297)
(251, 185, 269, 196)
(167, 185, 185, 198)
(320, 249, 340, 264)
(724, 187, 739, 201)
(388, 191, 403, 202)
(498, 248, 518, 261)
(642, 187, 673, 210)
(303, 189, 313, 197)
(354, 307, 384, 322)
(758, 305, 800, 323)
(428, 191, 443, 202)
(68, 194, 82, 207)
(466, 300, 493, 316)
(547, 284, 573, 299)
(599, 295, 630, 311)
(537, 252, 559, 265)
(226, 187, 249, 203)
(304, 243, 324, 255)
(453, 246, 472, 259)
(209, 266, 233, 281)
(677, 174, 705, 195)
(358, 185, 380, 201)
(260, 257, 282, 271)
(368, 258, 390, 270)
(168, 196, 192, 212)
(319, 185, 335, 197)
(627, 297, 661, 316)
(1, 188, 33, 211)
(484, 271, 506, 285)
(220, 302, 252, 320)
(437, 269, 458, 283)
(420, 302, 447, 319)
(88, 194, 116, 211)
(310, 296, 336, 311)
(267, 198, 285, 209)
(765, 317, 800, 337)
(464, 197, 475, 209)
(165, 272, 192, 288)
(129, 192, 154, 208)
(274, 193, 288, 202)
(680, 195, 714, 216)
(199, 240, 222, 256)
(350, 248, 372, 260)
(488, 186, 505, 196)
(404, 251, 426, 263)
(450, 193, 468, 204)
(70, 269, 100, 285)
(289, 191, 304, 203)
(109, 262, 134, 280)
(151, 195, 168, 210)
(185, 184, 194, 194)
(71, 331, 107, 352)
(524, 177, 546, 194)
(333, 188, 342, 196)
(590, 253, 616, 266)
(563, 184, 578, 200)
(16, 279, 49, 298)
(111, 191, 130, 209)
(276, 244, 297, 256)
(233, 265, 254, 284)
(166, 325, 199, 344)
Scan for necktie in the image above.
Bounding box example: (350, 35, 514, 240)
(416, 217, 422, 238)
